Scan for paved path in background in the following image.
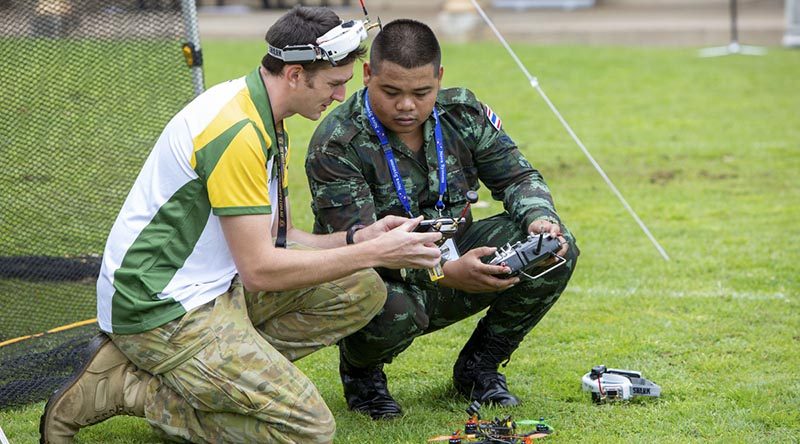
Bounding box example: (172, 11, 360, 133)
(197, 1, 786, 46)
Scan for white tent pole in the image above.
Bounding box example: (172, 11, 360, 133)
(468, 0, 670, 261)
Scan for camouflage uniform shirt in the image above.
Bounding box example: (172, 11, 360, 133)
(306, 87, 561, 236)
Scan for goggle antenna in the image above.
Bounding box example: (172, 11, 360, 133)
(359, 0, 381, 32)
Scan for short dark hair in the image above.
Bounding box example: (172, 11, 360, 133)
(370, 19, 441, 75)
(261, 6, 366, 76)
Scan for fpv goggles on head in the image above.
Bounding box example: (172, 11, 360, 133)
(268, 18, 378, 66)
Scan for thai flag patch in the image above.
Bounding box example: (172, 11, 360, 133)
(485, 105, 502, 131)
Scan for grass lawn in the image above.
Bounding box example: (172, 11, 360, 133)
(1, 41, 799, 443)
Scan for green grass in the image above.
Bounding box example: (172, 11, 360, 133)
(2, 42, 799, 442)
(0, 38, 194, 255)
(0, 37, 197, 340)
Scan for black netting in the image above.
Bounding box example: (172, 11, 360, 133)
(0, 325, 99, 409)
(0, 0, 201, 409)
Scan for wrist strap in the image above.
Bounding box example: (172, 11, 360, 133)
(346, 224, 366, 245)
(274, 130, 288, 249)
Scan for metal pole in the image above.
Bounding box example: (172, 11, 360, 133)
(181, 0, 205, 96)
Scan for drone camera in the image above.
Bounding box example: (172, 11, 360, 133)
(590, 365, 607, 379)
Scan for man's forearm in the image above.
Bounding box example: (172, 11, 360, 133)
(287, 227, 347, 249)
(222, 214, 440, 292)
(502, 177, 560, 231)
(242, 243, 379, 292)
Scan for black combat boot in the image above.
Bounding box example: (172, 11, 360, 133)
(339, 349, 402, 420)
(452, 320, 522, 406)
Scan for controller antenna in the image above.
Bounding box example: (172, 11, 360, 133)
(534, 232, 543, 254)
(459, 191, 479, 220)
(358, 0, 369, 16)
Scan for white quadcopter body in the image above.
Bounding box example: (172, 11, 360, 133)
(581, 365, 661, 402)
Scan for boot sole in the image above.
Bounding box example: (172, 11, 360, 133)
(39, 332, 111, 444)
(453, 379, 521, 406)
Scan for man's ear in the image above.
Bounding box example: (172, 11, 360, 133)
(284, 64, 303, 88)
(437, 65, 444, 85)
(363, 62, 372, 86)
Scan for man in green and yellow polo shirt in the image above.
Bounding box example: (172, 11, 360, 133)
(40, 7, 442, 444)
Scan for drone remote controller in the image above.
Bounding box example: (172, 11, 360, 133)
(414, 191, 479, 281)
(414, 217, 465, 239)
(414, 191, 479, 239)
(489, 233, 565, 279)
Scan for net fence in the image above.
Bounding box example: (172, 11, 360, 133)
(0, 0, 201, 409)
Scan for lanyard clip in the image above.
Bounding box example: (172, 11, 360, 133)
(435, 197, 445, 217)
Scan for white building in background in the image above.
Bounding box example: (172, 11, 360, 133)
(785, 0, 800, 46)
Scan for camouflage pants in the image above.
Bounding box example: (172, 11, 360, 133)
(111, 257, 386, 444)
(340, 213, 579, 368)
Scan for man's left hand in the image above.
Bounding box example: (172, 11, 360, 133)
(439, 247, 520, 293)
(354, 215, 412, 243)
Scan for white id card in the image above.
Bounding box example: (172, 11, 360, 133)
(440, 238, 460, 261)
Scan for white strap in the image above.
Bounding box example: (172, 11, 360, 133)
(0, 425, 10, 444)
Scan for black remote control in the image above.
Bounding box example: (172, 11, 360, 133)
(413, 217, 464, 241)
(413, 191, 478, 240)
(412, 191, 479, 281)
(488, 233, 562, 277)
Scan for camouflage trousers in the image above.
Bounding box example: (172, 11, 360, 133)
(111, 255, 386, 444)
(340, 213, 579, 368)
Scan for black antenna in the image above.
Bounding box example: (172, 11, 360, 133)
(358, 0, 368, 17)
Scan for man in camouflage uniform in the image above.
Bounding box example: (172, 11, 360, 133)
(306, 19, 580, 420)
(39, 8, 443, 443)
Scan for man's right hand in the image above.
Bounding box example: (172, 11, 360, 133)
(368, 216, 442, 270)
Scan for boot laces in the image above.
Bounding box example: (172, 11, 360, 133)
(474, 335, 514, 371)
(365, 367, 393, 396)
(343, 364, 391, 396)
(88, 404, 136, 424)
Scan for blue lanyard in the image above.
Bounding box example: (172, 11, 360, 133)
(364, 90, 447, 217)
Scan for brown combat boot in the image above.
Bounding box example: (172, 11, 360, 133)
(39, 333, 150, 444)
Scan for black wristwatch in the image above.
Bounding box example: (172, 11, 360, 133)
(346, 224, 366, 245)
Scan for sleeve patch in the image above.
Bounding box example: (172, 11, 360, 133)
(485, 105, 503, 131)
